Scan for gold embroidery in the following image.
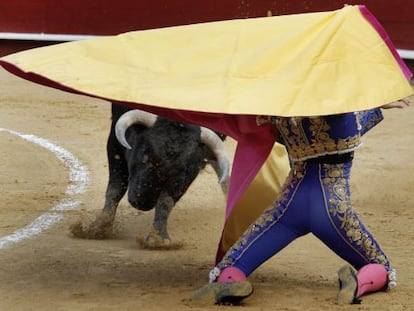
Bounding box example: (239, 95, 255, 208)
(322, 164, 388, 265)
(218, 167, 302, 269)
(218, 161, 389, 271)
(355, 110, 383, 134)
(277, 116, 362, 161)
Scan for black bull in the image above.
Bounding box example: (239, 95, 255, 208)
(71, 103, 229, 247)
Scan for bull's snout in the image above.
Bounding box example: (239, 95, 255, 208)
(128, 192, 156, 211)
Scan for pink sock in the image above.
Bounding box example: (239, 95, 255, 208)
(356, 264, 388, 297)
(217, 267, 247, 283)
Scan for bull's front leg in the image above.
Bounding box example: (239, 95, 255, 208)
(70, 137, 129, 239)
(70, 173, 128, 239)
(136, 193, 181, 249)
(82, 178, 128, 238)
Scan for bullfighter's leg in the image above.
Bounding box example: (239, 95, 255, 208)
(309, 162, 395, 304)
(191, 161, 394, 305)
(191, 167, 305, 304)
(311, 162, 391, 271)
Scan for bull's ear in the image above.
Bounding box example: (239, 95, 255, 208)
(115, 110, 157, 149)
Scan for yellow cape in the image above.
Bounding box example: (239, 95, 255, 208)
(1, 5, 412, 117)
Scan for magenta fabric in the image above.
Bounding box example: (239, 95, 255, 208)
(358, 5, 412, 80)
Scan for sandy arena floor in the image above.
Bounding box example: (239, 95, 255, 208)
(0, 67, 413, 311)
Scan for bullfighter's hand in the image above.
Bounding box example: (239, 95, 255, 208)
(381, 97, 411, 109)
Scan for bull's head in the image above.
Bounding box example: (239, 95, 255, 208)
(115, 109, 230, 188)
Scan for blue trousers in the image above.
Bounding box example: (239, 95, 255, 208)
(217, 160, 391, 275)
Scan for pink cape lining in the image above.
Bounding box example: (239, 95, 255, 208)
(358, 5, 412, 80)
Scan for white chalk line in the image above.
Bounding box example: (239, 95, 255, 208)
(0, 128, 89, 249)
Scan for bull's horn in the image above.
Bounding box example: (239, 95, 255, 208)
(200, 127, 230, 184)
(115, 109, 157, 149)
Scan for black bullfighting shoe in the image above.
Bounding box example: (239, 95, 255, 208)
(190, 281, 254, 305)
(337, 265, 361, 305)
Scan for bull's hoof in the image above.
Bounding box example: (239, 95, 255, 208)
(135, 228, 183, 250)
(70, 213, 116, 239)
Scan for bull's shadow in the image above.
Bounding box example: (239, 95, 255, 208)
(70, 103, 229, 249)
